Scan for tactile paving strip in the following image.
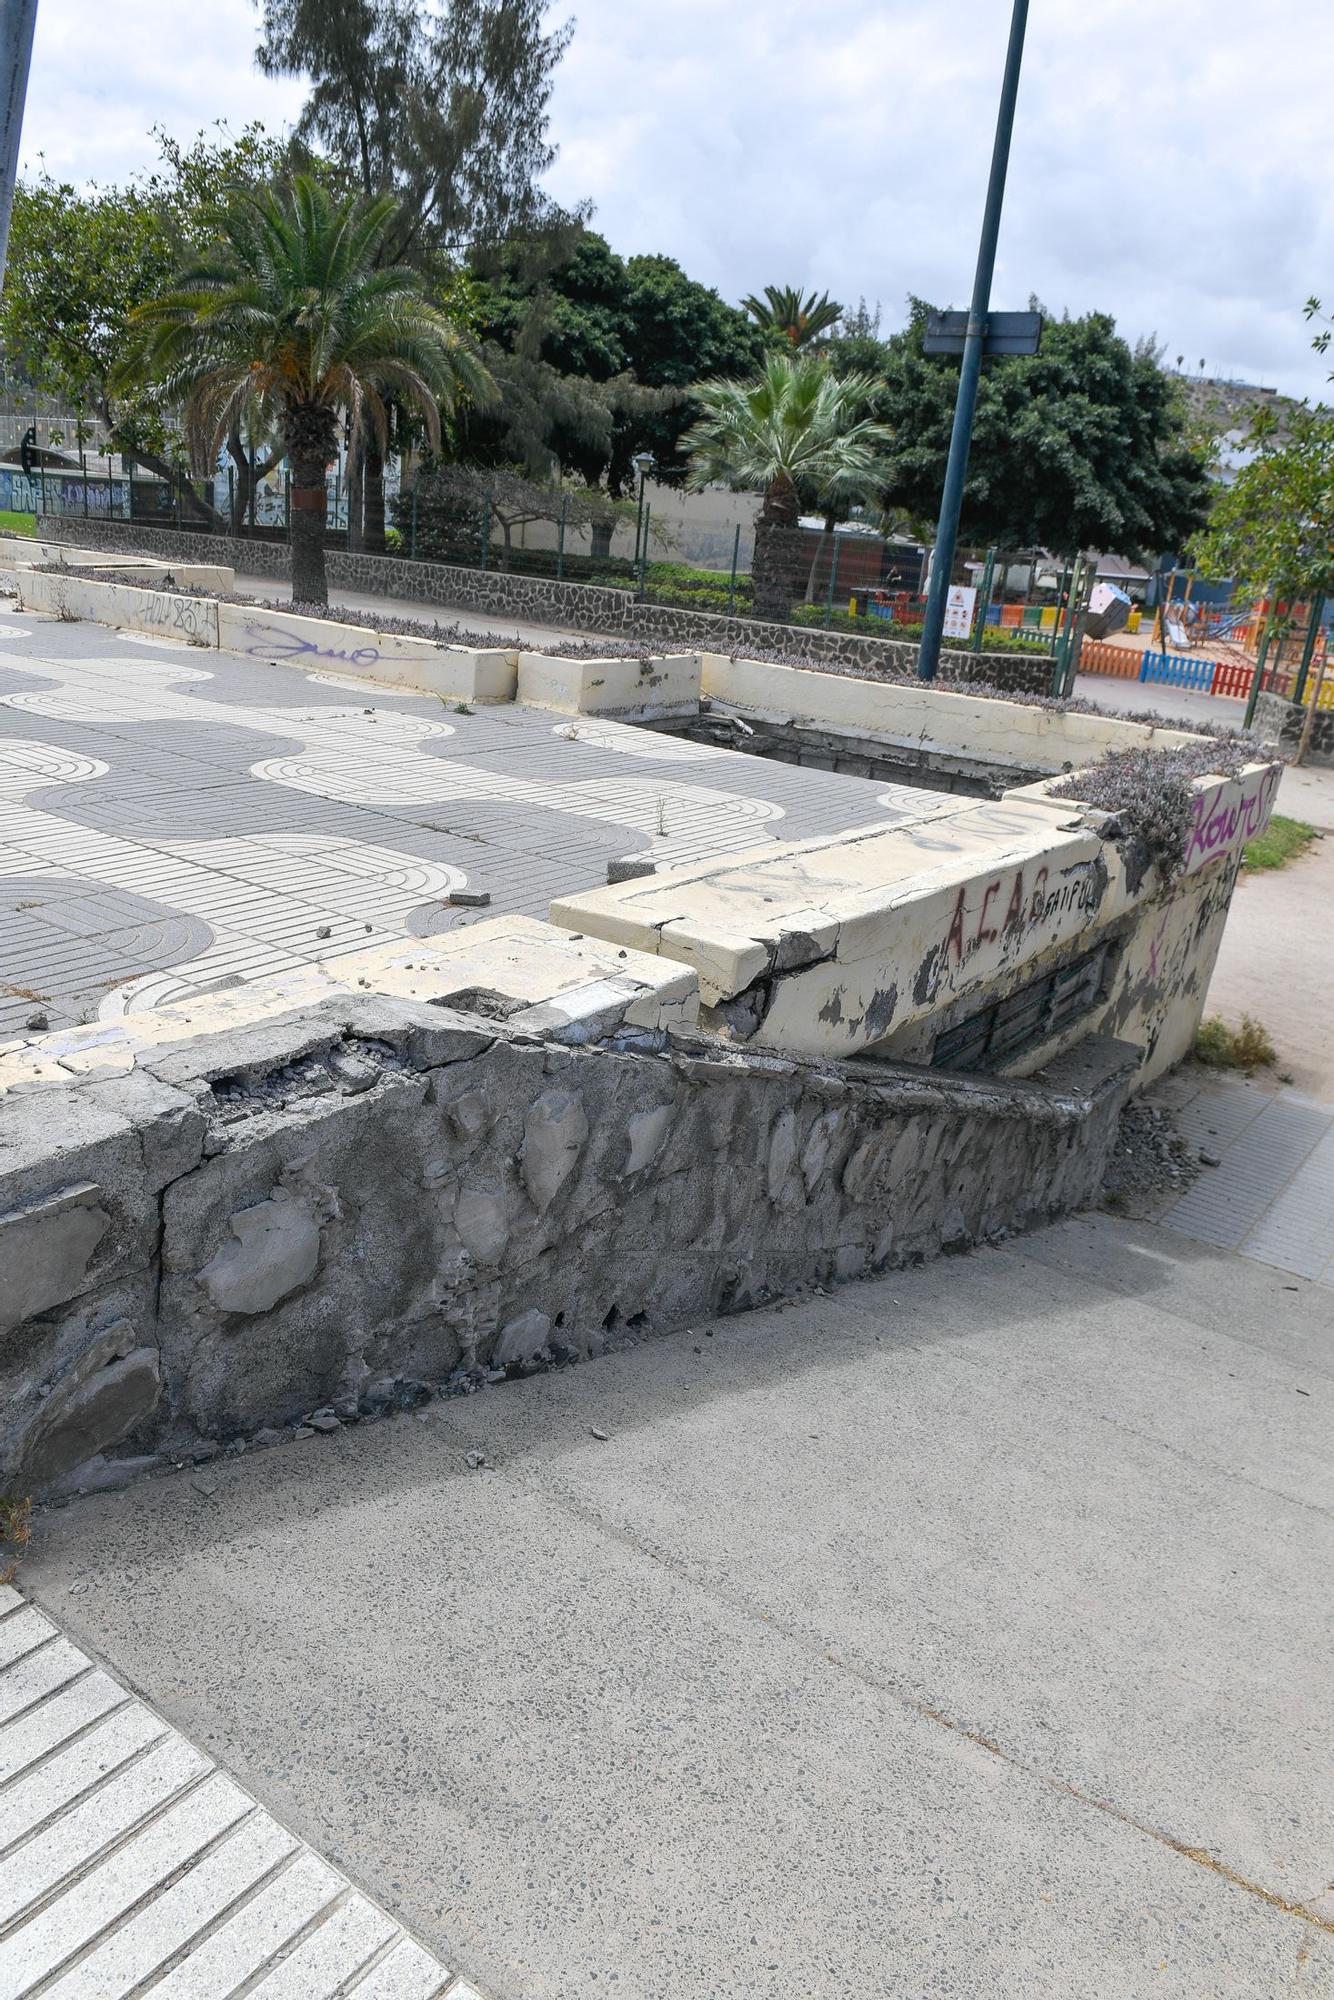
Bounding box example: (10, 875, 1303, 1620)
(0, 1586, 480, 2000)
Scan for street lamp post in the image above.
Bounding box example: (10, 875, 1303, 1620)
(0, 0, 38, 292)
(917, 0, 1030, 681)
(632, 451, 655, 568)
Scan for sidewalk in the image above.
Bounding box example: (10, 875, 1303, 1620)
(0, 1584, 474, 1997)
(15, 1208, 1333, 2000)
(1205, 815, 1334, 1096)
(235, 571, 580, 655)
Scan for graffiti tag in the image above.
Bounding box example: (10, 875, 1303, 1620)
(942, 862, 1101, 967)
(1183, 764, 1280, 874)
(243, 620, 383, 669)
(140, 593, 212, 642)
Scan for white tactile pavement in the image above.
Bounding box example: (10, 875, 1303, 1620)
(0, 1585, 480, 1999)
(1158, 1074, 1334, 1288)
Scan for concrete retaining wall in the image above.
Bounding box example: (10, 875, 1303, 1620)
(699, 653, 1203, 774)
(16, 568, 519, 704)
(516, 649, 700, 718)
(36, 514, 1056, 694)
(0, 969, 1135, 1499)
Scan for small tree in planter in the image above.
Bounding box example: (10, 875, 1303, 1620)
(680, 353, 890, 620)
(123, 177, 492, 604)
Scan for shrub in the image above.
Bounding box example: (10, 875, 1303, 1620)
(1050, 740, 1252, 880)
(1195, 1014, 1277, 1069)
(789, 603, 1051, 653)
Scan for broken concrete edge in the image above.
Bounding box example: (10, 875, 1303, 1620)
(0, 942, 1140, 1500)
(548, 756, 1279, 1071)
(0, 916, 702, 1101)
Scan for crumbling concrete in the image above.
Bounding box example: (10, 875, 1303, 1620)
(0, 970, 1136, 1498)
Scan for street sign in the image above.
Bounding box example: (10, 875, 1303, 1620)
(942, 584, 977, 639)
(922, 310, 1042, 357)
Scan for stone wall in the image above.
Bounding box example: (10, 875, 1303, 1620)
(0, 983, 1135, 1499)
(1253, 690, 1334, 767)
(36, 514, 1054, 695)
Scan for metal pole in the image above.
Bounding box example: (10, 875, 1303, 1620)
(971, 545, 997, 653)
(410, 480, 418, 560)
(1291, 593, 1324, 708)
(479, 494, 491, 570)
(917, 0, 1028, 680)
(634, 473, 647, 569)
(637, 503, 651, 600)
(0, 0, 37, 291)
(727, 521, 741, 616)
(556, 492, 567, 580)
(823, 532, 842, 628)
(1243, 605, 1276, 732)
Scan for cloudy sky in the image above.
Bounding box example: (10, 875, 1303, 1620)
(19, 0, 1333, 401)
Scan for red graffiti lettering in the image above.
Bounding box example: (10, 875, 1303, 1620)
(944, 886, 968, 964)
(1003, 871, 1026, 932)
(975, 880, 1000, 946)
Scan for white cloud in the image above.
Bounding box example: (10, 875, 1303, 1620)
(16, 0, 1332, 400)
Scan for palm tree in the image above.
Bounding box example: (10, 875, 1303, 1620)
(682, 353, 892, 621)
(741, 284, 844, 349)
(123, 176, 492, 605)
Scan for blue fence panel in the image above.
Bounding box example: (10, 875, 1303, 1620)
(1138, 648, 1217, 691)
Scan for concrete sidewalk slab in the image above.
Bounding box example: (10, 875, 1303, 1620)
(20, 1215, 1334, 1999)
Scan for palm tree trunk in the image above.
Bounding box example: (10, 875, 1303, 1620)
(289, 459, 329, 605)
(752, 474, 801, 621)
(364, 445, 387, 553)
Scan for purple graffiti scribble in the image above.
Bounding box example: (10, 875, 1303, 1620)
(1183, 766, 1280, 873)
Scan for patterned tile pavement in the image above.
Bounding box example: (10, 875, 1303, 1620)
(0, 1584, 478, 1998)
(0, 610, 937, 1035)
(1154, 1070, 1334, 1289)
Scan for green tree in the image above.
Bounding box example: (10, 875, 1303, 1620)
(466, 231, 761, 500)
(1191, 403, 1334, 618)
(0, 125, 305, 527)
(742, 284, 844, 349)
(126, 177, 493, 604)
(257, 0, 572, 256)
(681, 352, 892, 619)
(875, 304, 1210, 558)
(257, 0, 578, 547)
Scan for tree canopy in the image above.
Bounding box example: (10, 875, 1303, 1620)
(1191, 402, 1334, 606)
(255, 0, 575, 262)
(742, 284, 844, 349)
(463, 230, 762, 492)
(0, 124, 306, 518)
(126, 176, 493, 601)
(860, 303, 1211, 558)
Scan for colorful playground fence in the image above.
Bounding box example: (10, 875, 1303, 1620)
(1078, 639, 1139, 678)
(1079, 639, 1334, 709)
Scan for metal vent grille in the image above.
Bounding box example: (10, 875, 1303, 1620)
(931, 941, 1111, 1072)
